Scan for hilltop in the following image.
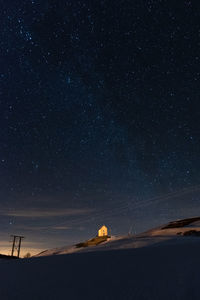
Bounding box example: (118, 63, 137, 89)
(36, 216, 200, 257)
(0, 254, 18, 260)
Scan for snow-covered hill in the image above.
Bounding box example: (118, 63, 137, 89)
(36, 216, 200, 256)
(1, 217, 200, 300)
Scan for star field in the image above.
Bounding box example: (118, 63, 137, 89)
(0, 0, 200, 253)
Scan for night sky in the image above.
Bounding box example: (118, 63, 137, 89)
(1, 0, 200, 255)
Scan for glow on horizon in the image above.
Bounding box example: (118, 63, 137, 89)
(0, 247, 44, 257)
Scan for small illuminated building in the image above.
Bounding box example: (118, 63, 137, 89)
(98, 225, 108, 237)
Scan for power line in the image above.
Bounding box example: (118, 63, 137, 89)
(52, 185, 200, 229)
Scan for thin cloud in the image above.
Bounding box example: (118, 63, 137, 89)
(0, 208, 93, 218)
(51, 226, 70, 230)
(20, 225, 71, 231)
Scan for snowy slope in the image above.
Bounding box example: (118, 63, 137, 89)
(1, 239, 200, 299)
(36, 216, 200, 256)
(1, 217, 200, 300)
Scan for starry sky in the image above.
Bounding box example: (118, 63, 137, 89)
(0, 0, 200, 255)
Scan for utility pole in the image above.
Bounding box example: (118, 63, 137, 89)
(10, 235, 24, 258)
(11, 235, 16, 257)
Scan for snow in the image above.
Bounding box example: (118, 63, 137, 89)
(1, 217, 200, 299)
(35, 216, 200, 256)
(1, 240, 200, 299)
